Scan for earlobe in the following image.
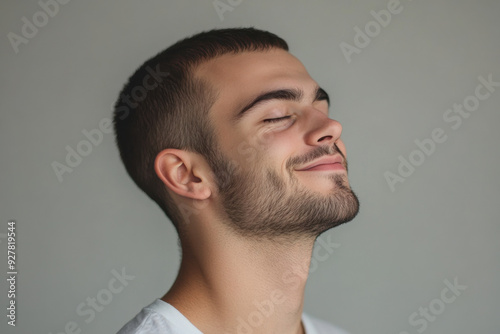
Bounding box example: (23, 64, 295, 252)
(154, 149, 212, 200)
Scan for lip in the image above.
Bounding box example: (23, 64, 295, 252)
(295, 155, 345, 171)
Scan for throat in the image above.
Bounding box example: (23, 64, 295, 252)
(162, 236, 315, 334)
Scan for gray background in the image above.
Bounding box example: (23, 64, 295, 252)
(1, 0, 499, 333)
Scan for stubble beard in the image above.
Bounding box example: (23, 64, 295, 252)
(207, 143, 360, 242)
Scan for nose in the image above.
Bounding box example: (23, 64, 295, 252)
(303, 108, 343, 147)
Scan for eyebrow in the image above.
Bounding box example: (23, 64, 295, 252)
(231, 86, 330, 123)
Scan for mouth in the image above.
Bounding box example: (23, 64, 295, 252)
(297, 163, 345, 171)
(295, 155, 346, 172)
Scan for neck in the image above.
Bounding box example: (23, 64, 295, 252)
(162, 221, 315, 334)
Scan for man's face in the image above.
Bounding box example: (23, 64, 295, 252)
(195, 48, 359, 240)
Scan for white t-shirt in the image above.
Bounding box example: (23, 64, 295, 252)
(117, 299, 349, 334)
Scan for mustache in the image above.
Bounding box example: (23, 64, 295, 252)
(286, 143, 347, 171)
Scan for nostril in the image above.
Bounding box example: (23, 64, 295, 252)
(318, 135, 333, 142)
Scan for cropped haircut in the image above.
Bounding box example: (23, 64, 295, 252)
(112, 28, 289, 232)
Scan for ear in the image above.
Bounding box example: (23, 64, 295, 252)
(154, 149, 212, 200)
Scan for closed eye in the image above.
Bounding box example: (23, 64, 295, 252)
(263, 115, 292, 123)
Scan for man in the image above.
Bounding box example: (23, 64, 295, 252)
(114, 27, 359, 334)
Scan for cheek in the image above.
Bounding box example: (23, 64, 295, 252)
(265, 135, 299, 170)
(248, 126, 290, 155)
(230, 130, 281, 170)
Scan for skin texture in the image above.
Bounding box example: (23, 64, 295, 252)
(154, 48, 359, 334)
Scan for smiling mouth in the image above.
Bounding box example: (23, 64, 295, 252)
(297, 162, 345, 171)
(295, 154, 346, 172)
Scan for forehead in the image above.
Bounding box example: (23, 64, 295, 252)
(194, 49, 317, 119)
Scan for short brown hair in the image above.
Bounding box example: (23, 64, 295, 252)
(113, 27, 289, 230)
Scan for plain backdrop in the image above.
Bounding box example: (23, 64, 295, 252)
(1, 0, 499, 333)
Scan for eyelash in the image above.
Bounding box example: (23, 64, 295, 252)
(263, 115, 292, 123)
